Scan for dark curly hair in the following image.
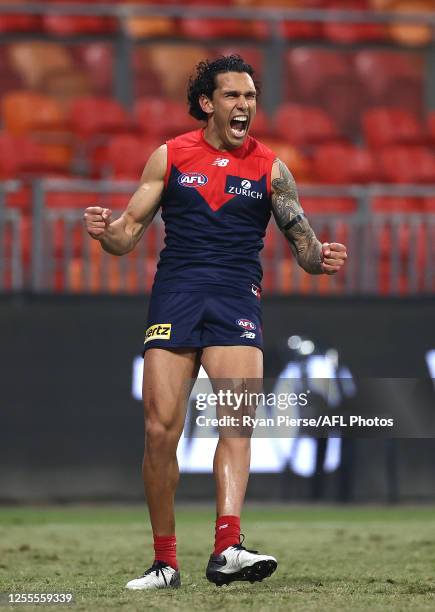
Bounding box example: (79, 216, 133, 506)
(187, 55, 260, 121)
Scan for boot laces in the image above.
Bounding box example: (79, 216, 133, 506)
(232, 533, 258, 554)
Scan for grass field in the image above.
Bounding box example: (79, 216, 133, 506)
(1, 505, 435, 611)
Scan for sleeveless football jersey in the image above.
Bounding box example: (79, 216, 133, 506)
(153, 129, 276, 294)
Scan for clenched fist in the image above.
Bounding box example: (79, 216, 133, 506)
(321, 242, 347, 275)
(83, 206, 113, 239)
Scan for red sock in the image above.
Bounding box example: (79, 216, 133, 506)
(153, 534, 178, 570)
(214, 515, 240, 555)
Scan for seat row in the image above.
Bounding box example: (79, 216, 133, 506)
(0, 91, 434, 181)
(0, 0, 432, 47)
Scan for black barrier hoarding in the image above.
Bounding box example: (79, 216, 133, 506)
(1, 295, 435, 502)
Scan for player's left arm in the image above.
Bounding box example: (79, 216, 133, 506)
(270, 158, 347, 275)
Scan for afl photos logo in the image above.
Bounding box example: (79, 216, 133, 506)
(178, 172, 208, 188)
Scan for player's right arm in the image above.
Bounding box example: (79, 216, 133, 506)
(83, 144, 167, 256)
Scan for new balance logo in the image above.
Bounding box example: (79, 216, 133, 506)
(212, 157, 230, 167)
(218, 524, 229, 530)
(240, 331, 256, 339)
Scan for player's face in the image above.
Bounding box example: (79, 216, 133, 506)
(204, 72, 257, 149)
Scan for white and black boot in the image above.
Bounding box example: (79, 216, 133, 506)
(206, 539, 277, 586)
(126, 561, 181, 590)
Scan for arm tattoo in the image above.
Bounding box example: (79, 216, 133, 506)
(271, 159, 323, 275)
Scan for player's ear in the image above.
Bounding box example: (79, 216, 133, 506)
(199, 94, 213, 116)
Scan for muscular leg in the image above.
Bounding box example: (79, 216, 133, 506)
(201, 346, 263, 517)
(142, 348, 199, 535)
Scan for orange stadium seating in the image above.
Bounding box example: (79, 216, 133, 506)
(0, 1, 433, 297)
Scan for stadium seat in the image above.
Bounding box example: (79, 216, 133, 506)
(213, 46, 263, 76)
(313, 144, 379, 183)
(0, 132, 67, 178)
(73, 44, 113, 96)
(135, 97, 197, 138)
(388, 1, 433, 47)
(1, 90, 68, 135)
(7, 41, 74, 90)
(260, 138, 313, 182)
(376, 146, 435, 183)
(0, 46, 23, 97)
(0, 0, 41, 32)
(249, 108, 274, 138)
(145, 45, 207, 100)
(69, 97, 133, 138)
(94, 135, 160, 179)
(285, 48, 362, 136)
(427, 111, 435, 143)
(42, 0, 117, 35)
(252, 18, 322, 41)
(274, 104, 340, 146)
(302, 198, 357, 214)
(286, 48, 351, 100)
(424, 198, 435, 212)
(322, 0, 387, 43)
(362, 108, 424, 148)
(41, 68, 92, 111)
(125, 17, 177, 38)
(179, 18, 253, 39)
(353, 50, 423, 114)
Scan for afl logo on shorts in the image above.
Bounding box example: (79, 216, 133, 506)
(178, 172, 208, 188)
(236, 319, 257, 331)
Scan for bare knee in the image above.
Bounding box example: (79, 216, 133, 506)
(144, 418, 180, 456)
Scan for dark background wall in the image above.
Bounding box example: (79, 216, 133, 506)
(1, 295, 434, 503)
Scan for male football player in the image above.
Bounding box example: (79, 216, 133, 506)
(83, 55, 347, 590)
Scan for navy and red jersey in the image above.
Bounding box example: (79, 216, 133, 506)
(152, 129, 276, 295)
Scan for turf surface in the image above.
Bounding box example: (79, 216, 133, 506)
(1, 505, 435, 611)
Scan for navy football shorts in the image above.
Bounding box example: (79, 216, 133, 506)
(143, 290, 263, 353)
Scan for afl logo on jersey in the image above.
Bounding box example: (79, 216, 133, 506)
(236, 318, 257, 331)
(178, 172, 208, 188)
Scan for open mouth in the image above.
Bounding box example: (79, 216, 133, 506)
(230, 115, 248, 138)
